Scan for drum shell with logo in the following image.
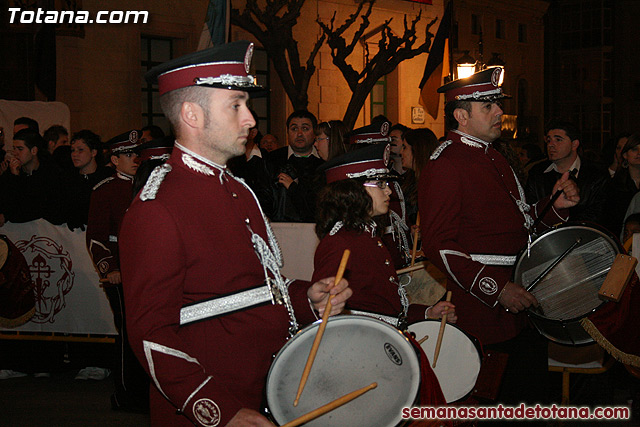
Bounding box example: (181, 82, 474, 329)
(513, 223, 620, 345)
(408, 320, 482, 403)
(265, 315, 420, 427)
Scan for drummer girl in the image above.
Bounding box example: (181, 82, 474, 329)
(313, 143, 456, 327)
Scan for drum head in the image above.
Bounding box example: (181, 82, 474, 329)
(266, 315, 420, 427)
(514, 224, 619, 344)
(408, 320, 482, 403)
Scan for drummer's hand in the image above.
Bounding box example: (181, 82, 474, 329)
(227, 408, 274, 426)
(498, 281, 538, 314)
(308, 277, 352, 317)
(105, 270, 122, 285)
(552, 171, 580, 209)
(426, 302, 457, 323)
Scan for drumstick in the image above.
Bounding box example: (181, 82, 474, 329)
(432, 291, 452, 368)
(417, 335, 429, 345)
(396, 264, 424, 275)
(283, 382, 377, 427)
(410, 214, 421, 267)
(526, 237, 581, 292)
(293, 249, 350, 407)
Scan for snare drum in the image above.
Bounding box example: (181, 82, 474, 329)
(0, 234, 35, 327)
(513, 223, 620, 345)
(266, 315, 420, 427)
(408, 320, 482, 403)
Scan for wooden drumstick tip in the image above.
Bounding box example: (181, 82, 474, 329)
(293, 249, 351, 407)
(432, 291, 452, 368)
(284, 382, 377, 427)
(417, 335, 429, 345)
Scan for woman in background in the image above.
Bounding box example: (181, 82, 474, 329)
(603, 133, 640, 238)
(400, 128, 439, 226)
(313, 120, 348, 161)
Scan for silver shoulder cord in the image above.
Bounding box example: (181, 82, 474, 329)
(509, 167, 534, 257)
(234, 174, 299, 336)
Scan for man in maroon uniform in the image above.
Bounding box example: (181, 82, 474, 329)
(119, 41, 350, 426)
(86, 130, 149, 412)
(418, 68, 579, 406)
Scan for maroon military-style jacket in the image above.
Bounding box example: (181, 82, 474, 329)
(312, 226, 429, 324)
(418, 130, 568, 345)
(119, 145, 316, 426)
(86, 172, 133, 277)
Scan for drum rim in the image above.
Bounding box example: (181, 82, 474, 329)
(407, 319, 483, 403)
(514, 222, 618, 323)
(265, 315, 421, 426)
(407, 318, 483, 358)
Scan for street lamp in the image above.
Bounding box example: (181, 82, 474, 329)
(455, 50, 477, 80)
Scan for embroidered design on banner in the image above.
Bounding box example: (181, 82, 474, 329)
(193, 398, 221, 426)
(479, 277, 498, 295)
(15, 235, 74, 324)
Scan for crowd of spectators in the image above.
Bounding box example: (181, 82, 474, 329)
(3, 114, 640, 245)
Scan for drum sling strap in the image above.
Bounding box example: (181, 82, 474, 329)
(179, 282, 281, 326)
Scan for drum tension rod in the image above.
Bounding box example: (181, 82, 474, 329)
(526, 237, 582, 293)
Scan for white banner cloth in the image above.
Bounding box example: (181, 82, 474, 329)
(0, 219, 116, 335)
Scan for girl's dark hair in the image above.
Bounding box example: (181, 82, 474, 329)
(621, 133, 640, 158)
(315, 179, 373, 239)
(316, 120, 348, 160)
(403, 128, 439, 179)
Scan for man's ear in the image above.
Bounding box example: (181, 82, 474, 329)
(30, 146, 38, 156)
(572, 139, 580, 151)
(181, 102, 203, 130)
(111, 154, 119, 167)
(453, 108, 469, 127)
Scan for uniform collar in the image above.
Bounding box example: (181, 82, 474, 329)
(451, 129, 491, 149)
(116, 171, 133, 181)
(175, 142, 227, 178)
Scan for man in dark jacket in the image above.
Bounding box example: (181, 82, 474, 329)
(267, 110, 324, 222)
(525, 120, 609, 227)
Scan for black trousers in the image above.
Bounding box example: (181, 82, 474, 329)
(478, 326, 548, 426)
(103, 283, 149, 410)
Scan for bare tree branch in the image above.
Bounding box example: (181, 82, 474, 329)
(318, 1, 439, 127)
(231, 0, 322, 110)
